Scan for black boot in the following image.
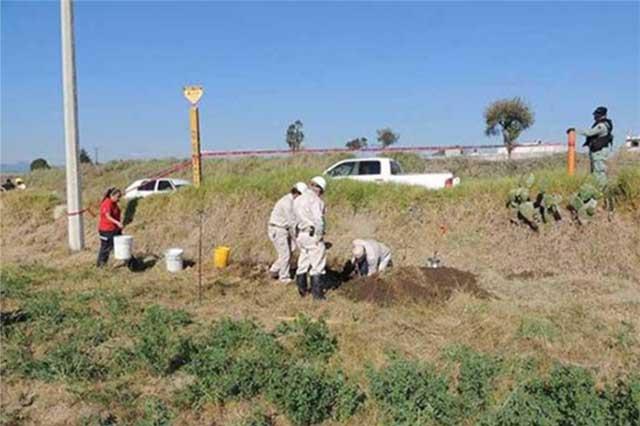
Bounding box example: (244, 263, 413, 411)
(311, 275, 326, 300)
(296, 273, 308, 297)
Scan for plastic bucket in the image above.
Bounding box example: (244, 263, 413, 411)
(113, 235, 133, 260)
(213, 246, 231, 268)
(165, 248, 184, 273)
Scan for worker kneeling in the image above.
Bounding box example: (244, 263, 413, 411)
(351, 239, 392, 277)
(294, 176, 328, 300)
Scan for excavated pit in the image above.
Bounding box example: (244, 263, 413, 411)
(340, 266, 490, 306)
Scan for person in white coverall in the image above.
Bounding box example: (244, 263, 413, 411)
(268, 182, 308, 283)
(351, 239, 392, 277)
(293, 176, 327, 300)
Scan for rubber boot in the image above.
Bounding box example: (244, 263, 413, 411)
(310, 275, 326, 301)
(296, 273, 308, 297)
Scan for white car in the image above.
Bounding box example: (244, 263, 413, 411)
(323, 157, 460, 189)
(124, 178, 191, 199)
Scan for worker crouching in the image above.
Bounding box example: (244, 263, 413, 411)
(351, 239, 392, 277)
(293, 176, 327, 300)
(268, 182, 308, 283)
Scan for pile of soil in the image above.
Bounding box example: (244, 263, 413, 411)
(340, 266, 490, 307)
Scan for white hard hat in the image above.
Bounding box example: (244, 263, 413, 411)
(311, 176, 327, 192)
(294, 182, 308, 193)
(352, 243, 365, 259)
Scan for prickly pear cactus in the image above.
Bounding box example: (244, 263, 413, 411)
(569, 183, 601, 224)
(536, 192, 562, 223)
(507, 174, 539, 230)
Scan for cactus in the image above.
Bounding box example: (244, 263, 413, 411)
(535, 192, 562, 223)
(568, 183, 601, 224)
(507, 174, 563, 230)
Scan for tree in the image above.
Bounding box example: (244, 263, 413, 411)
(286, 120, 304, 151)
(30, 158, 50, 171)
(79, 148, 93, 164)
(345, 137, 368, 150)
(484, 97, 535, 159)
(376, 128, 399, 148)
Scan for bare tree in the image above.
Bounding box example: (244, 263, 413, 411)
(484, 97, 535, 159)
(345, 137, 368, 150)
(376, 128, 399, 148)
(286, 120, 304, 151)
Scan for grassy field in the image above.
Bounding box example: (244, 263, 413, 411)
(1, 151, 639, 425)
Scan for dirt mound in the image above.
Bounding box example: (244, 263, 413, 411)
(340, 266, 490, 306)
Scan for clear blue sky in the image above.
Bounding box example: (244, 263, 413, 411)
(1, 1, 639, 164)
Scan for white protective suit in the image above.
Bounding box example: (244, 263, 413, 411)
(352, 239, 392, 276)
(293, 190, 326, 276)
(268, 193, 297, 281)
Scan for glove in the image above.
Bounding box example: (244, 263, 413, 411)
(566, 127, 576, 134)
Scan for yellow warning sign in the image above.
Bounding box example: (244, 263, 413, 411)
(183, 85, 204, 105)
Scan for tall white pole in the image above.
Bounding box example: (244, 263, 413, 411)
(61, 0, 84, 250)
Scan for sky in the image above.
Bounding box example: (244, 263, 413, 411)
(1, 1, 639, 164)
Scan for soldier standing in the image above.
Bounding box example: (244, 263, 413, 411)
(569, 106, 613, 187)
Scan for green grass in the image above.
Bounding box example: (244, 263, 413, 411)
(1, 265, 639, 425)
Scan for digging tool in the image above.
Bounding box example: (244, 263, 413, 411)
(426, 224, 447, 268)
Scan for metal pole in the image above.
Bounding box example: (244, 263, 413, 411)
(567, 130, 576, 176)
(60, 0, 84, 250)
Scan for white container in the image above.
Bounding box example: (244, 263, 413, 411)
(113, 235, 133, 260)
(165, 248, 184, 273)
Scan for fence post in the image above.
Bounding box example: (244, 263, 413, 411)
(567, 130, 576, 176)
(183, 86, 204, 187)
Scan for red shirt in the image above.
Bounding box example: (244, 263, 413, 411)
(98, 198, 121, 232)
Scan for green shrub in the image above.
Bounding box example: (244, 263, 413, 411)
(445, 345, 500, 415)
(484, 365, 609, 425)
(604, 376, 640, 425)
(275, 315, 337, 361)
(133, 305, 194, 375)
(31, 339, 106, 382)
(266, 363, 340, 426)
(368, 355, 458, 425)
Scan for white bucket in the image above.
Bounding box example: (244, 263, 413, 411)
(113, 235, 133, 260)
(165, 248, 184, 273)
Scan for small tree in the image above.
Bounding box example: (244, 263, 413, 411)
(79, 148, 93, 164)
(484, 97, 535, 159)
(376, 128, 399, 148)
(30, 158, 50, 171)
(286, 120, 305, 151)
(345, 137, 368, 150)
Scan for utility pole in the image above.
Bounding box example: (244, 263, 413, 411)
(61, 0, 84, 250)
(183, 85, 204, 187)
(94, 146, 99, 165)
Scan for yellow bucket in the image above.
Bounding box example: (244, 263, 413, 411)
(213, 246, 231, 268)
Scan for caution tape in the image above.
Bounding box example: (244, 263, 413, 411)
(60, 160, 193, 220)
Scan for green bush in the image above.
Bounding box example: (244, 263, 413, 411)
(368, 355, 458, 425)
(484, 365, 610, 425)
(31, 339, 106, 382)
(446, 345, 500, 416)
(133, 305, 194, 375)
(275, 315, 337, 361)
(604, 377, 640, 425)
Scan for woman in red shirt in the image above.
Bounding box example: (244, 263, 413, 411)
(97, 187, 124, 267)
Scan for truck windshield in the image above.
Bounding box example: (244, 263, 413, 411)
(390, 161, 403, 175)
(358, 161, 381, 175)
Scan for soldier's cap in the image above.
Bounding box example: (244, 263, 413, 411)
(593, 106, 607, 116)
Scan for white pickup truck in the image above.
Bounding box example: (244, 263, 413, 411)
(323, 157, 460, 189)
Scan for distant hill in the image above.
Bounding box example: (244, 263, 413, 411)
(0, 162, 30, 174)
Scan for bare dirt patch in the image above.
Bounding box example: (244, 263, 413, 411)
(340, 266, 491, 306)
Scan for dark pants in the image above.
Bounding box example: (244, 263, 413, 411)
(97, 230, 121, 267)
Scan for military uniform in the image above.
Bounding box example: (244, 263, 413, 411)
(577, 107, 613, 188)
